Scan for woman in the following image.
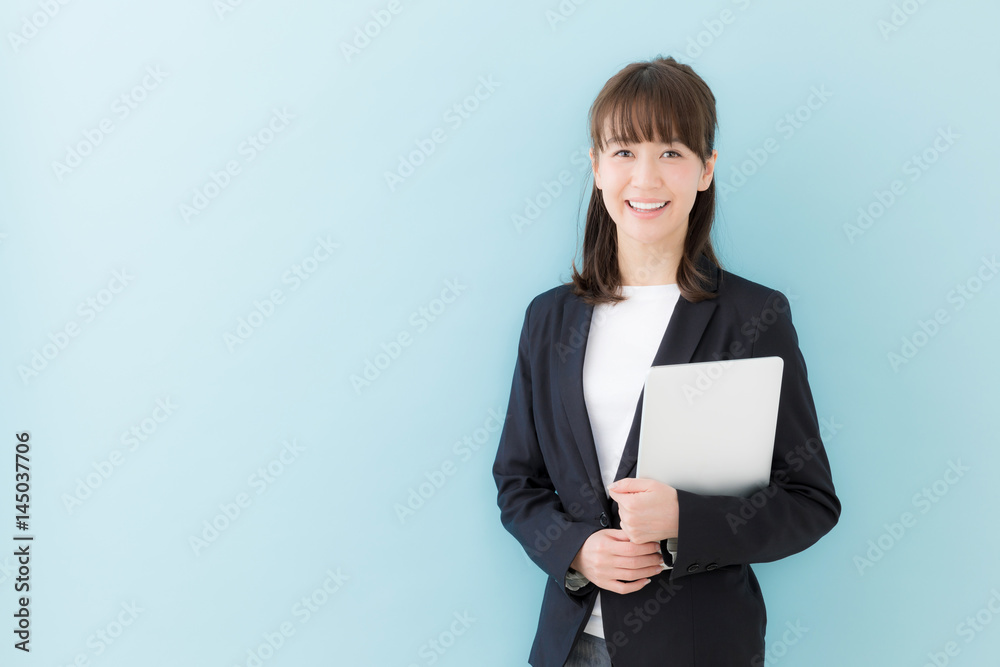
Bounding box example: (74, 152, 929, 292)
(492, 56, 840, 667)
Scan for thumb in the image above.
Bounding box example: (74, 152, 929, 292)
(608, 477, 647, 493)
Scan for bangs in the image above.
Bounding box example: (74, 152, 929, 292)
(590, 65, 710, 158)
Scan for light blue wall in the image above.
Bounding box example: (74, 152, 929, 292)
(2, 0, 998, 665)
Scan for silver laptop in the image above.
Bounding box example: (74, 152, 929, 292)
(636, 356, 784, 498)
(636, 356, 783, 566)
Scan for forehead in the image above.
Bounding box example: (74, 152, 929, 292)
(597, 111, 683, 147)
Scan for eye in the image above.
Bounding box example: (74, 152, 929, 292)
(611, 148, 682, 158)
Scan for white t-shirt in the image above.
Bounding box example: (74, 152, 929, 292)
(580, 283, 681, 639)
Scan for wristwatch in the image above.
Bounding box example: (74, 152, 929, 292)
(564, 568, 590, 591)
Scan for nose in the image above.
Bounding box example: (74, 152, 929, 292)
(631, 153, 663, 188)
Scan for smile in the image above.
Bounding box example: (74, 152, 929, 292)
(627, 200, 668, 211)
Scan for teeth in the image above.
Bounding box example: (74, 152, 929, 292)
(628, 201, 667, 210)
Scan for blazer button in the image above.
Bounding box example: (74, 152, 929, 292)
(687, 563, 700, 573)
(599, 512, 609, 527)
(706, 563, 719, 571)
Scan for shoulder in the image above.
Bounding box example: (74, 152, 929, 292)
(527, 283, 576, 313)
(508, 284, 585, 355)
(715, 268, 802, 355)
(518, 263, 797, 336)
(522, 270, 790, 314)
(715, 268, 785, 312)
(688, 262, 804, 360)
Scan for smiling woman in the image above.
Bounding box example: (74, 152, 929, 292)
(493, 55, 840, 667)
(573, 57, 721, 303)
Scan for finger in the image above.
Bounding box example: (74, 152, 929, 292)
(614, 562, 668, 581)
(626, 541, 663, 556)
(611, 556, 663, 575)
(606, 577, 651, 595)
(602, 529, 632, 542)
(641, 562, 670, 577)
(611, 539, 660, 558)
(609, 477, 652, 494)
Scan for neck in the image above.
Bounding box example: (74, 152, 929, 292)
(617, 238, 683, 286)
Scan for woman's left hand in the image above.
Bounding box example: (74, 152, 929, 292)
(607, 477, 679, 544)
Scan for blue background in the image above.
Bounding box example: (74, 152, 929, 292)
(2, 0, 998, 665)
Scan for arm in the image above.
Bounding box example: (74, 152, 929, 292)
(669, 289, 841, 579)
(492, 299, 600, 597)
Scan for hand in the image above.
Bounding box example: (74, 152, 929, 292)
(570, 529, 666, 594)
(607, 477, 679, 544)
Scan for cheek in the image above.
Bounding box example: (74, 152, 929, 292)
(601, 190, 619, 211)
(680, 168, 706, 192)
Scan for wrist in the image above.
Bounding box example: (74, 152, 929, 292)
(565, 568, 590, 590)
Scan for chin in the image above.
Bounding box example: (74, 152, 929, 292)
(621, 223, 684, 247)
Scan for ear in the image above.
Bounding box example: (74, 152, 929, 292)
(589, 147, 602, 190)
(698, 149, 718, 191)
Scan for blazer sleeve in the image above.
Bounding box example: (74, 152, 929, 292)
(492, 298, 601, 597)
(669, 289, 841, 580)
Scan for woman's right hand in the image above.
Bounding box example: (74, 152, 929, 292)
(570, 529, 667, 594)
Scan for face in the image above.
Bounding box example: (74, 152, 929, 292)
(590, 128, 717, 256)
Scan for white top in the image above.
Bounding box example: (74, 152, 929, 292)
(580, 283, 681, 639)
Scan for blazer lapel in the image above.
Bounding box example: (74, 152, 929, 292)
(613, 294, 717, 482)
(558, 254, 720, 517)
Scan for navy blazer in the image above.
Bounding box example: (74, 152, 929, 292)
(492, 253, 840, 667)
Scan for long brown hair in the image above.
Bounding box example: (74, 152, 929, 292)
(568, 56, 721, 305)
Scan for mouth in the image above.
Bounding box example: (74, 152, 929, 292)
(627, 200, 669, 212)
